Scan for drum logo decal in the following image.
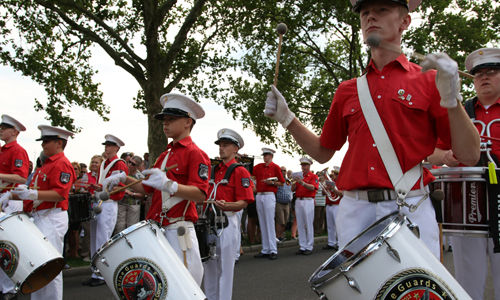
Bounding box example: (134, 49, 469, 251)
(114, 257, 167, 300)
(375, 268, 457, 300)
(468, 182, 482, 223)
(0, 241, 19, 277)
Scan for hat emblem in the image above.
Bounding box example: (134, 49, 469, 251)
(479, 50, 484, 55)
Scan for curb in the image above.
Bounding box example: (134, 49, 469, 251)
(64, 236, 329, 278)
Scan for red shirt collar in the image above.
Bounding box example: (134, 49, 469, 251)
(474, 96, 500, 108)
(1, 140, 18, 150)
(167, 136, 193, 150)
(106, 155, 119, 164)
(366, 54, 410, 74)
(45, 151, 65, 163)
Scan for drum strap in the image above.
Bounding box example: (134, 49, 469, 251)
(159, 150, 189, 223)
(357, 75, 424, 200)
(98, 158, 127, 185)
(482, 151, 500, 253)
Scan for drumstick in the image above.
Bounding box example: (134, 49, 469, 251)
(109, 164, 178, 195)
(365, 35, 474, 80)
(439, 223, 444, 264)
(0, 186, 39, 190)
(274, 23, 288, 86)
(480, 135, 500, 143)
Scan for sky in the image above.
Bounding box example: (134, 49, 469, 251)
(0, 47, 347, 173)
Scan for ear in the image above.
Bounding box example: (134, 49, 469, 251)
(400, 13, 411, 32)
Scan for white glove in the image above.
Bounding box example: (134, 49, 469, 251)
(12, 185, 37, 200)
(265, 85, 296, 128)
(420, 53, 462, 108)
(0, 192, 12, 210)
(103, 170, 127, 192)
(142, 168, 178, 194)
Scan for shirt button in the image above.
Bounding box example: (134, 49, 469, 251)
(377, 95, 381, 99)
(381, 76, 385, 79)
(372, 144, 376, 147)
(371, 167, 375, 170)
(409, 102, 413, 105)
(351, 109, 355, 112)
(486, 111, 489, 114)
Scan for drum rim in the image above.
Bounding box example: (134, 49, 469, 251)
(308, 211, 405, 288)
(0, 211, 30, 222)
(430, 166, 488, 176)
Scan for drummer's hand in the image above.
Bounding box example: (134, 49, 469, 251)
(92, 184, 103, 192)
(265, 85, 296, 128)
(142, 168, 178, 194)
(442, 150, 460, 167)
(103, 171, 127, 192)
(420, 53, 461, 108)
(215, 200, 227, 210)
(13, 185, 37, 200)
(0, 192, 12, 210)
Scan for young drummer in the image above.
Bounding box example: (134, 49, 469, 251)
(1, 125, 76, 300)
(105, 93, 210, 285)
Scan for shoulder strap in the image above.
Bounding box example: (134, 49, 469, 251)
(223, 163, 244, 183)
(464, 97, 477, 119)
(99, 158, 126, 184)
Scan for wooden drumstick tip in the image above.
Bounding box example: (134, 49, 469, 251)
(432, 189, 445, 201)
(276, 23, 287, 35)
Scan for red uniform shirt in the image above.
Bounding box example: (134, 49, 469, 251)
(24, 152, 76, 211)
(437, 97, 500, 164)
(208, 159, 255, 210)
(252, 162, 285, 193)
(0, 140, 29, 191)
(325, 178, 342, 205)
(145, 136, 210, 226)
(295, 171, 319, 198)
(100, 156, 128, 201)
(84, 171, 98, 194)
(320, 55, 454, 191)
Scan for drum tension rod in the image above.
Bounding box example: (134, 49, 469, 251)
(339, 267, 361, 294)
(384, 240, 401, 263)
(123, 234, 133, 249)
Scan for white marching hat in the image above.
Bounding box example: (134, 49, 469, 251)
(465, 48, 500, 75)
(350, 0, 421, 13)
(215, 128, 244, 149)
(332, 166, 340, 173)
(300, 157, 313, 165)
(262, 147, 276, 155)
(36, 125, 74, 141)
(0, 114, 26, 131)
(102, 134, 125, 147)
(154, 93, 205, 123)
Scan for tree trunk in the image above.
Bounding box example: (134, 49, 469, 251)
(144, 82, 168, 167)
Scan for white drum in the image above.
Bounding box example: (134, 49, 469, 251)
(0, 212, 65, 293)
(91, 220, 207, 300)
(309, 211, 472, 300)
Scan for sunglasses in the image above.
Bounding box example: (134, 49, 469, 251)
(128, 161, 137, 166)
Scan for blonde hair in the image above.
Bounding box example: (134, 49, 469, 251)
(71, 162, 81, 175)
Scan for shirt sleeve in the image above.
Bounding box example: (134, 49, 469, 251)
(10, 146, 29, 178)
(234, 168, 255, 204)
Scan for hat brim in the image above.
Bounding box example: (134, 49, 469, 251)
(470, 63, 500, 75)
(154, 108, 196, 123)
(36, 135, 65, 141)
(214, 137, 240, 147)
(102, 141, 119, 146)
(0, 123, 15, 129)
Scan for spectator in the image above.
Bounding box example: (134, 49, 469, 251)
(79, 163, 87, 178)
(313, 171, 327, 236)
(323, 166, 343, 250)
(120, 151, 133, 163)
(143, 152, 149, 169)
(275, 166, 292, 243)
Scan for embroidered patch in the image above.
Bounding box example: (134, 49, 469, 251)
(14, 160, 23, 168)
(60, 172, 71, 184)
(241, 178, 250, 188)
(198, 164, 209, 180)
(0, 240, 19, 277)
(114, 257, 167, 300)
(315, 179, 319, 184)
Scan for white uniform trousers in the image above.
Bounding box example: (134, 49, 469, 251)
(235, 210, 243, 260)
(295, 198, 314, 251)
(337, 193, 440, 259)
(325, 204, 339, 247)
(90, 201, 118, 280)
(450, 236, 500, 300)
(31, 208, 68, 300)
(0, 201, 23, 294)
(114, 204, 141, 234)
(164, 226, 204, 286)
(204, 213, 238, 300)
(256, 193, 277, 254)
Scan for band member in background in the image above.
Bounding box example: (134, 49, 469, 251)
(2, 125, 76, 300)
(264, 0, 480, 259)
(203, 128, 254, 300)
(0, 115, 29, 300)
(428, 47, 500, 300)
(291, 157, 318, 255)
(252, 148, 285, 260)
(323, 166, 343, 251)
(105, 93, 210, 285)
(83, 134, 128, 287)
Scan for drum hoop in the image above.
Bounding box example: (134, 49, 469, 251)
(430, 167, 489, 177)
(308, 211, 405, 288)
(0, 212, 29, 223)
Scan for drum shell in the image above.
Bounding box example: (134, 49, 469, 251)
(0, 212, 65, 294)
(91, 220, 206, 300)
(309, 212, 472, 300)
(194, 218, 211, 262)
(68, 193, 91, 223)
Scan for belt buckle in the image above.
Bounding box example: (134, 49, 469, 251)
(367, 190, 386, 202)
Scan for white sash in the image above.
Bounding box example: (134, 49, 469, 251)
(160, 151, 183, 211)
(98, 158, 125, 185)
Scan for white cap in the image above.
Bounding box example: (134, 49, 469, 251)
(262, 147, 276, 155)
(36, 125, 74, 141)
(299, 157, 313, 165)
(465, 48, 500, 75)
(154, 93, 205, 123)
(0, 115, 26, 131)
(333, 166, 340, 173)
(350, 0, 421, 13)
(102, 134, 125, 147)
(215, 128, 244, 149)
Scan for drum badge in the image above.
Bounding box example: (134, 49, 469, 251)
(242, 178, 250, 188)
(0, 241, 19, 277)
(198, 164, 209, 180)
(60, 172, 71, 184)
(14, 160, 23, 168)
(114, 257, 167, 300)
(375, 268, 457, 300)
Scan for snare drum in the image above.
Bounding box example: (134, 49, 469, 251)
(194, 218, 214, 263)
(430, 167, 490, 237)
(309, 211, 471, 300)
(0, 212, 65, 293)
(68, 193, 92, 223)
(91, 220, 206, 300)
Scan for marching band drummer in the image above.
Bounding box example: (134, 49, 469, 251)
(428, 47, 500, 300)
(0, 115, 29, 300)
(82, 134, 128, 287)
(104, 93, 210, 285)
(1, 125, 76, 300)
(264, 0, 480, 260)
(322, 166, 343, 251)
(204, 128, 254, 300)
